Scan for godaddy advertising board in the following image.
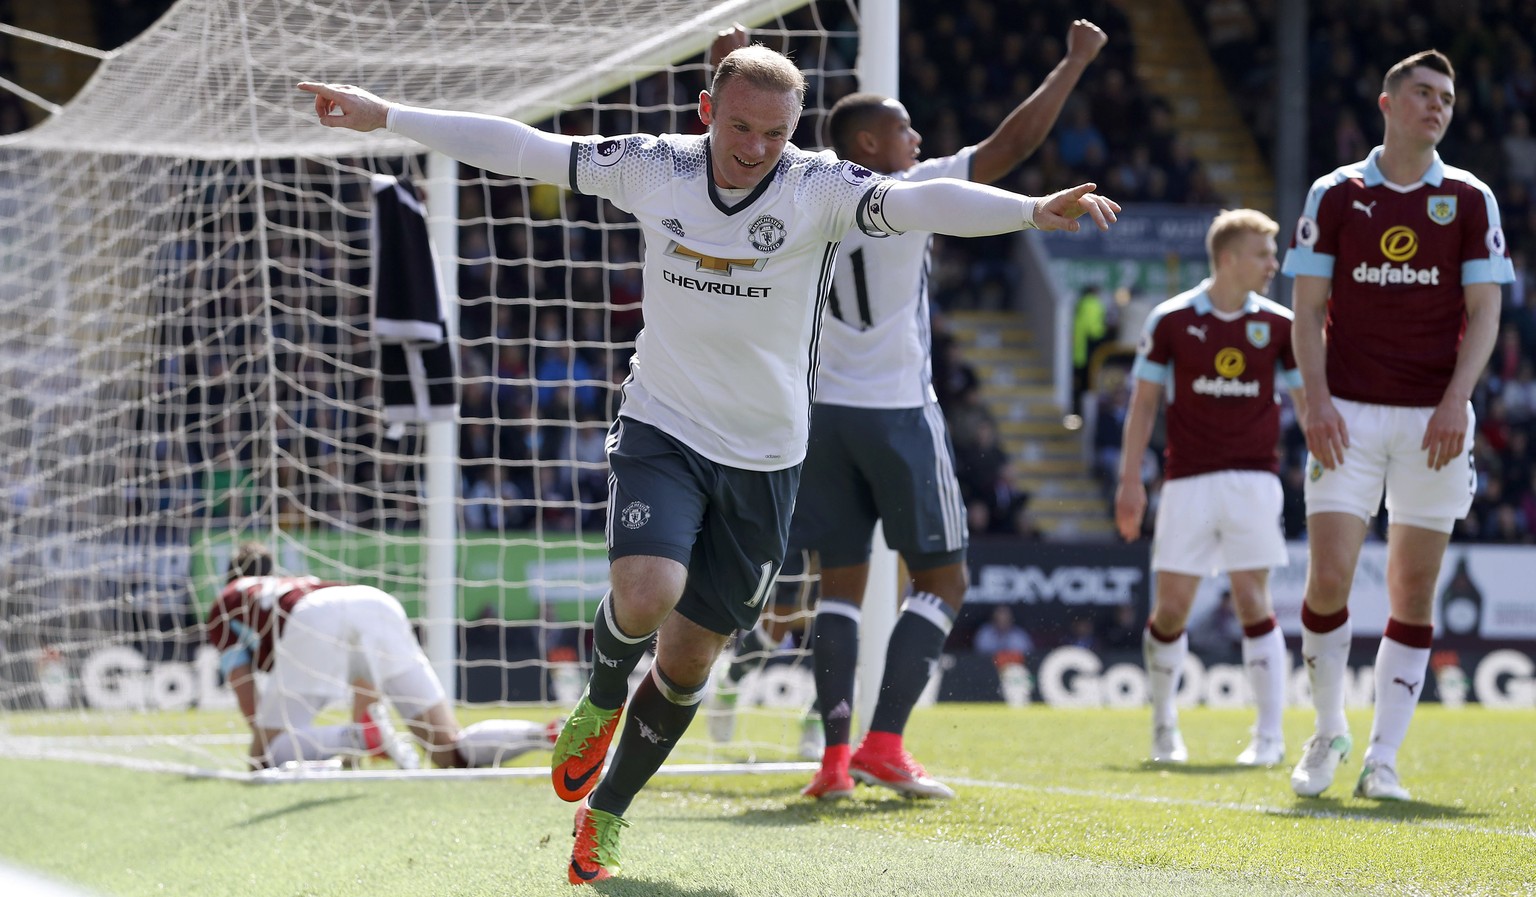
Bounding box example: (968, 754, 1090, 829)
(189, 531, 609, 622)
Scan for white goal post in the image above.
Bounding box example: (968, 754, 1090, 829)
(0, 0, 903, 777)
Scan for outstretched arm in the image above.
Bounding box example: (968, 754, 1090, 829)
(971, 19, 1107, 185)
(297, 81, 391, 131)
(876, 179, 1119, 236)
(297, 81, 573, 184)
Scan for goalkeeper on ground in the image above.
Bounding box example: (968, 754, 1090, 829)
(206, 541, 558, 770)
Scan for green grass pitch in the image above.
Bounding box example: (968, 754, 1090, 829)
(1, 704, 1532, 896)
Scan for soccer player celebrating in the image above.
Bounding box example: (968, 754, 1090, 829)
(795, 19, 1107, 802)
(301, 45, 1118, 884)
(1281, 49, 1511, 800)
(206, 542, 558, 771)
(1115, 209, 1304, 768)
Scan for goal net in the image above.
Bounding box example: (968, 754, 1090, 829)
(0, 0, 866, 777)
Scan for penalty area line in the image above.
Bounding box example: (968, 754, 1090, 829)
(945, 776, 1536, 841)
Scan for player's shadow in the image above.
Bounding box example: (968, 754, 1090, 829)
(1286, 795, 1488, 821)
(656, 782, 930, 828)
(1116, 761, 1262, 776)
(232, 794, 365, 827)
(589, 880, 741, 897)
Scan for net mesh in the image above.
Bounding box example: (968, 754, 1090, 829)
(0, 0, 859, 774)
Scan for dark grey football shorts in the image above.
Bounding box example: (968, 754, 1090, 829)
(605, 417, 799, 635)
(789, 402, 967, 571)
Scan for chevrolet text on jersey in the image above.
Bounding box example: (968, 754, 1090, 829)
(661, 269, 771, 297)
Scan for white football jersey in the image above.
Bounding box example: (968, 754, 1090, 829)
(572, 134, 897, 470)
(814, 149, 975, 409)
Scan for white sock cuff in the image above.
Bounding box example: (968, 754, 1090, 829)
(817, 599, 861, 625)
(652, 664, 706, 707)
(1243, 624, 1286, 651)
(1144, 627, 1188, 653)
(1302, 617, 1353, 646)
(899, 591, 953, 636)
(601, 593, 654, 645)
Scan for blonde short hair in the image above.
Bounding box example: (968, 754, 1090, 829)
(710, 45, 807, 105)
(1206, 208, 1279, 263)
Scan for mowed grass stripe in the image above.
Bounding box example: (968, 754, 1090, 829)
(1, 705, 1532, 896)
(944, 776, 1536, 841)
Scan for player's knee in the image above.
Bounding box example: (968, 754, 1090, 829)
(1149, 604, 1192, 633)
(610, 587, 682, 635)
(910, 559, 967, 608)
(653, 647, 717, 691)
(1306, 563, 1354, 605)
(1385, 568, 1440, 609)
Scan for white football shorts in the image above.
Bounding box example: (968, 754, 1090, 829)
(256, 584, 446, 730)
(1151, 469, 1287, 576)
(1303, 397, 1476, 533)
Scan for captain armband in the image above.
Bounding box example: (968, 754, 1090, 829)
(858, 180, 902, 237)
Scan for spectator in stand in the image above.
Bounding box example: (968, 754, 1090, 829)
(1501, 111, 1536, 188)
(1097, 602, 1142, 651)
(929, 318, 979, 414)
(954, 416, 1019, 535)
(1054, 103, 1106, 171)
(973, 604, 1034, 660)
(1189, 589, 1246, 662)
(1072, 283, 1109, 414)
(1065, 616, 1100, 651)
(1203, 0, 1259, 77)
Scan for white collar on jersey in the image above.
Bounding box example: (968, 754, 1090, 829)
(1361, 145, 1445, 190)
(1190, 278, 1262, 318)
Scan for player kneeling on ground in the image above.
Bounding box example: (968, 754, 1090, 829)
(206, 541, 557, 770)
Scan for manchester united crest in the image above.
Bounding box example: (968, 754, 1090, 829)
(619, 501, 651, 529)
(748, 215, 786, 253)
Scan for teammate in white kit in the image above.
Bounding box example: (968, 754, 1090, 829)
(300, 44, 1118, 883)
(793, 20, 1108, 803)
(1281, 49, 1511, 801)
